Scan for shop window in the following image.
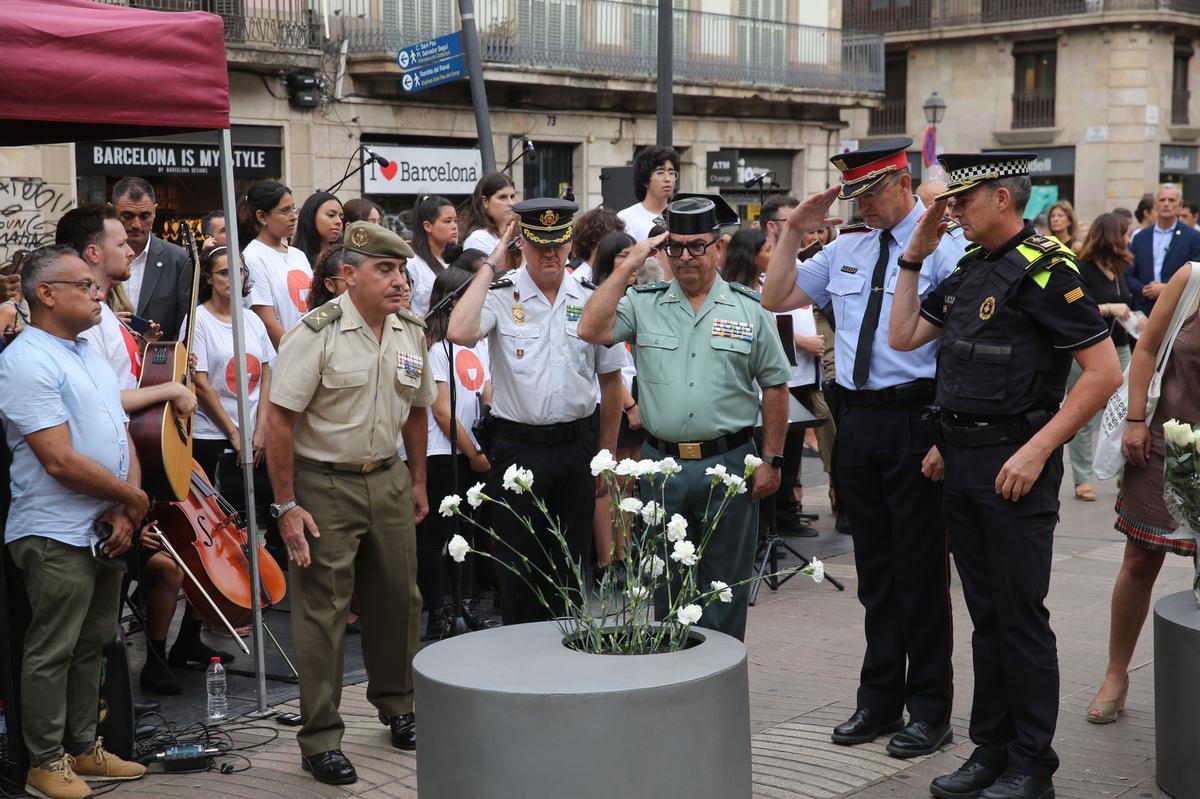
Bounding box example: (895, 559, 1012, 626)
(524, 142, 576, 202)
(1173, 38, 1194, 126)
(1012, 39, 1056, 129)
(869, 50, 907, 135)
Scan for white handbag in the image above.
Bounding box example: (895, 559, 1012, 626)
(1093, 264, 1200, 480)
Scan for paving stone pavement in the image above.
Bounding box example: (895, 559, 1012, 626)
(108, 462, 1183, 798)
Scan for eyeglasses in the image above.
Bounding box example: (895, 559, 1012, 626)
(858, 172, 901, 200)
(43, 279, 102, 295)
(272, 206, 299, 218)
(652, 169, 680, 180)
(661, 238, 720, 258)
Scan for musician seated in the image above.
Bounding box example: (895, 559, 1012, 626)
(0, 245, 148, 797)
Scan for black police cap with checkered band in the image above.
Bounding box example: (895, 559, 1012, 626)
(936, 152, 1036, 199)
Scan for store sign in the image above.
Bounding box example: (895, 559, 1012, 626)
(705, 149, 792, 191)
(361, 145, 482, 195)
(1160, 145, 1197, 174)
(76, 141, 281, 178)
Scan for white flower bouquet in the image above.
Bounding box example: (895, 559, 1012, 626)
(438, 449, 823, 654)
(1161, 418, 1200, 604)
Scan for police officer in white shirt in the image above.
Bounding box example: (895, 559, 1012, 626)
(448, 198, 625, 624)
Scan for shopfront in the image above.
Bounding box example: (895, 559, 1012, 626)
(706, 149, 796, 225)
(75, 125, 283, 241)
(1160, 144, 1199, 204)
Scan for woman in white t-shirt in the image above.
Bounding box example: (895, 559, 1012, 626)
(239, 181, 313, 348)
(459, 171, 516, 255)
(406, 194, 458, 316)
(417, 267, 494, 636)
(188, 246, 277, 488)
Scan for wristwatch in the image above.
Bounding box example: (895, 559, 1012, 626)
(897, 257, 924, 272)
(269, 500, 299, 519)
(764, 455, 785, 469)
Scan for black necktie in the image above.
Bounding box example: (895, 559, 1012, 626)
(853, 229, 892, 389)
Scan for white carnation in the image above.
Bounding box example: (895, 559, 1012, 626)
(722, 474, 748, 495)
(590, 450, 617, 476)
(641, 501, 665, 525)
(676, 604, 703, 625)
(636, 458, 660, 475)
(626, 585, 650, 602)
(671, 539, 698, 567)
(614, 458, 640, 477)
(643, 555, 666, 578)
(804, 558, 825, 583)
(447, 534, 470, 563)
(438, 494, 461, 517)
(743, 454, 763, 471)
(466, 483, 488, 509)
(711, 580, 733, 603)
(666, 514, 688, 542)
(618, 497, 644, 514)
(657, 457, 681, 476)
(502, 464, 534, 493)
(704, 464, 728, 480)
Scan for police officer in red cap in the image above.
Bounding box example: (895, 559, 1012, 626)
(763, 139, 967, 759)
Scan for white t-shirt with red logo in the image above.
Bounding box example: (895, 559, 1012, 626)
(80, 303, 140, 391)
(190, 304, 277, 441)
(426, 338, 490, 457)
(244, 238, 313, 333)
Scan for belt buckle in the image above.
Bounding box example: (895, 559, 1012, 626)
(678, 442, 702, 460)
(361, 460, 379, 474)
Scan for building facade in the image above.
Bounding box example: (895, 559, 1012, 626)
(840, 0, 1200, 223)
(0, 0, 884, 262)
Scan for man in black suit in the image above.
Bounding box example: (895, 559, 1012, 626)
(1126, 184, 1200, 314)
(111, 177, 193, 339)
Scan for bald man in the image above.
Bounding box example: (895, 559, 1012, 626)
(916, 181, 948, 209)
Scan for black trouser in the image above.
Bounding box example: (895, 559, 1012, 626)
(942, 441, 1062, 778)
(416, 454, 474, 610)
(836, 402, 952, 724)
(488, 431, 594, 624)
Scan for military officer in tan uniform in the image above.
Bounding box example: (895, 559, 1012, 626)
(264, 221, 436, 786)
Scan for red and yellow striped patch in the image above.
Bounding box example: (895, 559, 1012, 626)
(1063, 286, 1084, 304)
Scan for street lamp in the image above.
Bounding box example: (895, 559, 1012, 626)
(923, 91, 947, 126)
(921, 91, 947, 178)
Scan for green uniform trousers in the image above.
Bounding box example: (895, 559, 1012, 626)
(8, 535, 123, 766)
(291, 459, 421, 756)
(642, 440, 760, 641)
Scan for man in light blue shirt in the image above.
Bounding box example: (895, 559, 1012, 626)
(0, 245, 149, 793)
(763, 140, 967, 761)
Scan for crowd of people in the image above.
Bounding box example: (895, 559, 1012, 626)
(0, 140, 1195, 799)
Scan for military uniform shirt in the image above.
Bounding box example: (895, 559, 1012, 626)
(794, 199, 969, 390)
(270, 292, 437, 463)
(481, 267, 626, 425)
(611, 274, 792, 442)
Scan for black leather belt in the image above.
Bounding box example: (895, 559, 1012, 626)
(644, 428, 753, 460)
(935, 408, 1055, 449)
(295, 454, 396, 474)
(840, 379, 935, 407)
(493, 417, 591, 445)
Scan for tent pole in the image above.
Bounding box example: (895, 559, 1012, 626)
(219, 128, 269, 716)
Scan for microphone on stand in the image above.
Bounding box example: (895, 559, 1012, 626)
(325, 146, 390, 195)
(743, 170, 776, 189)
(363, 147, 391, 168)
(523, 137, 537, 163)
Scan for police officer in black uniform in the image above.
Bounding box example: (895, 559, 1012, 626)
(888, 152, 1123, 799)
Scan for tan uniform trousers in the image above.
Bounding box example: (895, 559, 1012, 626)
(290, 458, 421, 756)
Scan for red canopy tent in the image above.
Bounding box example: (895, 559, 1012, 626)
(0, 0, 273, 714)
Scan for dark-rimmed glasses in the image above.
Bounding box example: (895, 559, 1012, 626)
(43, 279, 102, 295)
(661, 238, 720, 258)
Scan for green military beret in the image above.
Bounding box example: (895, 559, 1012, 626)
(344, 221, 415, 259)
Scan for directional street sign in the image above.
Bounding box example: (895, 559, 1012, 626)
(398, 32, 466, 94)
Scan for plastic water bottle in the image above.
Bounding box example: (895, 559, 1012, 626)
(206, 657, 227, 721)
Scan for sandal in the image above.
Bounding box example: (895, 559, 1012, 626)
(1075, 484, 1097, 502)
(1087, 675, 1129, 724)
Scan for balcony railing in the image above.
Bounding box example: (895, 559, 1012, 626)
(1012, 92, 1055, 129)
(868, 100, 906, 135)
(97, 0, 320, 51)
(844, 0, 1200, 33)
(341, 0, 884, 95)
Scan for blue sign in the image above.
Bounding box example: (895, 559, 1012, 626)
(398, 32, 467, 94)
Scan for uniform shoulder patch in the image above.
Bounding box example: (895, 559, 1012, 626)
(730, 282, 762, 301)
(395, 307, 427, 328)
(632, 281, 670, 293)
(578, 278, 597, 291)
(301, 301, 342, 331)
(839, 221, 870, 234)
(489, 277, 514, 291)
(943, 218, 961, 232)
(1022, 234, 1061, 254)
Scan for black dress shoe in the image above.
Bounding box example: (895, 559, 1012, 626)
(461, 599, 500, 631)
(831, 708, 904, 745)
(138, 660, 182, 696)
(979, 771, 1054, 799)
(930, 761, 1001, 799)
(424, 606, 452, 640)
(301, 749, 357, 785)
(378, 711, 417, 750)
(886, 719, 952, 758)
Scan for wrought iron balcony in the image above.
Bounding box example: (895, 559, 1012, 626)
(1012, 92, 1055, 129)
(342, 0, 884, 95)
(868, 100, 906, 135)
(844, 0, 1200, 33)
(97, 0, 320, 51)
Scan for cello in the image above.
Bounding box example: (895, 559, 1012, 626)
(130, 224, 202, 501)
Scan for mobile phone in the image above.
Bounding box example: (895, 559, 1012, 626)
(127, 314, 153, 335)
(276, 712, 303, 726)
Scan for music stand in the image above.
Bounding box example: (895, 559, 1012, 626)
(750, 395, 845, 605)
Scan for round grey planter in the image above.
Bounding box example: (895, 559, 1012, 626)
(413, 621, 752, 799)
(1154, 591, 1200, 799)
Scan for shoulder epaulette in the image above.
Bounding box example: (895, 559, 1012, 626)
(1023, 234, 1062, 254)
(632, 281, 670, 293)
(730, 282, 762, 301)
(301, 301, 342, 331)
(578, 278, 597, 291)
(395, 307, 427, 329)
(489, 277, 514, 290)
(839, 221, 870, 234)
(943, 218, 961, 233)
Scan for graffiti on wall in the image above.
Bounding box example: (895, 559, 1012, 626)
(0, 178, 74, 264)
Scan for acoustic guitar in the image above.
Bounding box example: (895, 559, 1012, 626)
(129, 225, 202, 501)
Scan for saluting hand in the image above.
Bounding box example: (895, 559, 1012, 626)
(623, 232, 668, 275)
(486, 220, 519, 273)
(279, 506, 320, 568)
(995, 442, 1050, 501)
(902, 198, 951, 263)
(784, 186, 845, 235)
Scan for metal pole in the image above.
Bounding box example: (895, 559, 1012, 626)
(218, 128, 269, 715)
(656, 0, 673, 147)
(458, 0, 496, 171)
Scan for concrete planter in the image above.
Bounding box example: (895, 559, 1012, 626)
(1154, 591, 1200, 799)
(413, 621, 752, 799)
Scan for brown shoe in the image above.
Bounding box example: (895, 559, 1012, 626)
(71, 738, 146, 782)
(25, 755, 92, 799)
(1075, 484, 1097, 501)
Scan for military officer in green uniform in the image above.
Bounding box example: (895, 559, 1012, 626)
(579, 195, 792, 640)
(889, 153, 1123, 799)
(265, 221, 437, 786)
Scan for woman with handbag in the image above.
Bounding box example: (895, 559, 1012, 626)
(1087, 262, 1200, 724)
